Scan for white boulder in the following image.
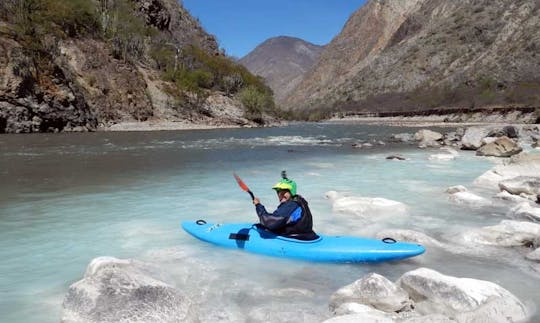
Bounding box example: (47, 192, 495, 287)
(415, 129, 443, 148)
(499, 176, 540, 196)
(461, 220, 540, 247)
(325, 191, 408, 218)
(526, 248, 540, 261)
(375, 229, 444, 248)
(508, 202, 540, 222)
(332, 302, 394, 317)
(474, 153, 540, 189)
(322, 313, 394, 323)
(393, 133, 414, 142)
(397, 268, 528, 322)
(445, 185, 467, 194)
(414, 129, 443, 142)
(329, 273, 412, 313)
(448, 191, 491, 207)
(461, 126, 493, 150)
(494, 190, 532, 204)
(401, 314, 454, 323)
(62, 257, 196, 323)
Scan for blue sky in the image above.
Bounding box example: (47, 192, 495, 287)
(182, 0, 366, 58)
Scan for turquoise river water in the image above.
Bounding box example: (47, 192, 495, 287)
(0, 123, 538, 322)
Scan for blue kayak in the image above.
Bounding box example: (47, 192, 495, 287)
(182, 220, 425, 263)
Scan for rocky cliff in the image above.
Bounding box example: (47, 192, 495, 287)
(0, 0, 274, 133)
(239, 36, 323, 104)
(284, 0, 540, 118)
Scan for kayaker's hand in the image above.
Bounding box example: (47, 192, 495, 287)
(253, 197, 260, 205)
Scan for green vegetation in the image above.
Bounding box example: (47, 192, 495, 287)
(2, 0, 278, 122)
(100, 0, 153, 61)
(152, 44, 275, 122)
(238, 86, 273, 122)
(4, 0, 100, 41)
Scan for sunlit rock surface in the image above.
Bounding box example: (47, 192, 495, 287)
(474, 153, 540, 189)
(375, 229, 444, 248)
(461, 127, 494, 150)
(461, 220, 540, 247)
(476, 136, 522, 157)
(325, 191, 408, 218)
(392, 133, 414, 143)
(445, 185, 467, 194)
(322, 312, 394, 323)
(414, 129, 442, 148)
(62, 257, 196, 323)
(330, 273, 412, 313)
(398, 268, 528, 322)
(508, 202, 540, 222)
(499, 176, 540, 197)
(325, 268, 528, 323)
(448, 190, 491, 207)
(494, 190, 532, 204)
(527, 248, 540, 261)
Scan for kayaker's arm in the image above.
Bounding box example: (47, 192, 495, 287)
(255, 201, 298, 230)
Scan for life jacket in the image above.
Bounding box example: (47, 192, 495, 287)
(277, 195, 319, 241)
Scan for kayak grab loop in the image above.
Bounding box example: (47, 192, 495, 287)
(382, 237, 397, 244)
(196, 219, 207, 225)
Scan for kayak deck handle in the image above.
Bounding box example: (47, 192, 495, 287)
(382, 237, 397, 244)
(196, 219, 207, 225)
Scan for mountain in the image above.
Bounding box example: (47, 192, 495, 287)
(284, 0, 540, 117)
(0, 0, 275, 133)
(239, 36, 324, 104)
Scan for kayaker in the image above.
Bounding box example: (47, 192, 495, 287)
(253, 173, 318, 240)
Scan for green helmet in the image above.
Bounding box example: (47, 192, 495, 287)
(272, 178, 297, 196)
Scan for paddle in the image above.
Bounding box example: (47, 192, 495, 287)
(233, 172, 255, 201)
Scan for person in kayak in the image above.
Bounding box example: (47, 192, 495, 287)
(253, 172, 318, 240)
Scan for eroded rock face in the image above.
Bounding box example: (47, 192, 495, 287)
(0, 39, 97, 133)
(284, 0, 540, 115)
(62, 257, 196, 323)
(0, 0, 249, 133)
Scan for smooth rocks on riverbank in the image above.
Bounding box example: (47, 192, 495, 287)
(325, 268, 529, 323)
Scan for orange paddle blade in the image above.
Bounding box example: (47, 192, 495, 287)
(233, 173, 250, 192)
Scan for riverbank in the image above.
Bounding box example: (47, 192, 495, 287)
(326, 110, 539, 128)
(98, 119, 287, 132)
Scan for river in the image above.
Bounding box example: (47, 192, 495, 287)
(0, 123, 538, 322)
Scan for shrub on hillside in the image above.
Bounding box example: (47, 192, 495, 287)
(239, 85, 274, 123)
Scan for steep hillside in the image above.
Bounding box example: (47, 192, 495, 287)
(284, 0, 540, 118)
(0, 0, 275, 133)
(239, 36, 323, 104)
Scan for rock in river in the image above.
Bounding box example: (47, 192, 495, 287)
(475, 136, 522, 157)
(62, 257, 196, 323)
